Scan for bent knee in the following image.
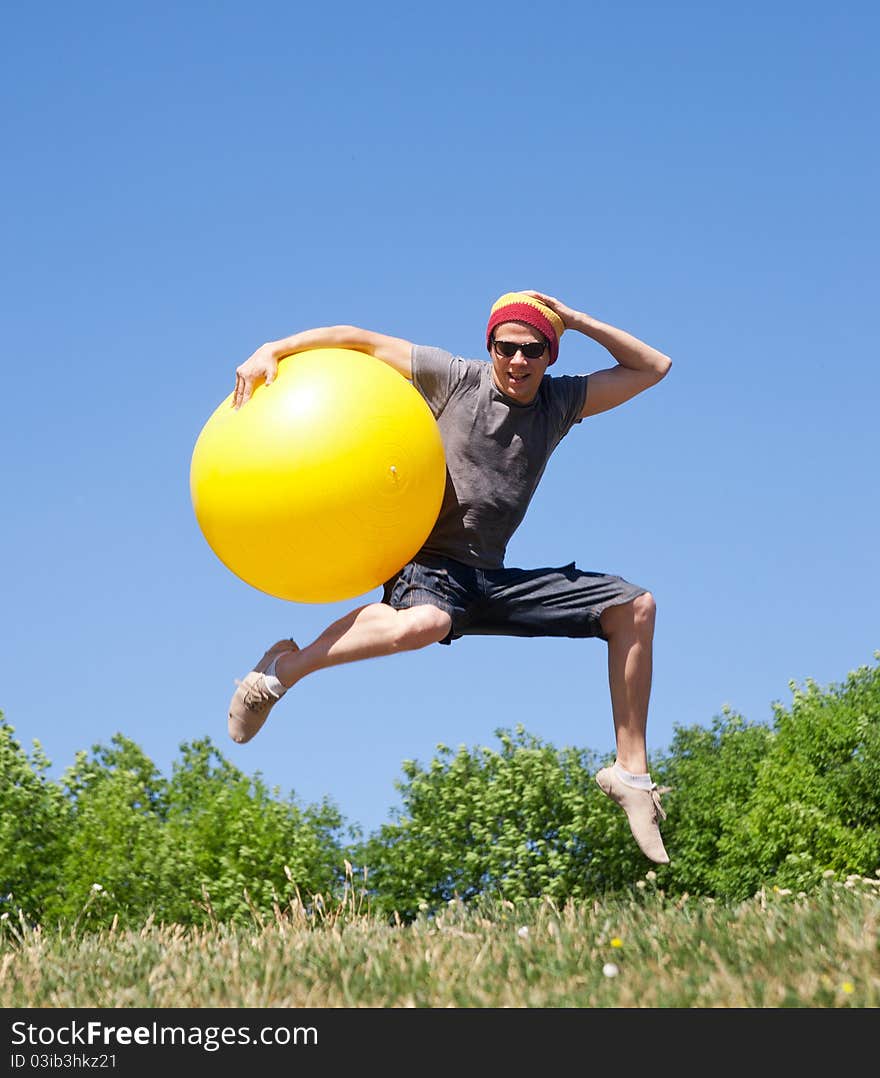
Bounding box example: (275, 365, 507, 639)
(601, 591, 656, 636)
(393, 604, 452, 649)
(633, 591, 656, 624)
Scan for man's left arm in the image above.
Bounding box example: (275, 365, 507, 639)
(522, 290, 672, 418)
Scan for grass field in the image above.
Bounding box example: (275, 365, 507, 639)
(2, 873, 878, 1008)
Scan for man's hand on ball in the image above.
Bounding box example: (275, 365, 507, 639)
(234, 345, 279, 410)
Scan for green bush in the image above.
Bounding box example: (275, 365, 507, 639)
(0, 717, 69, 923)
(652, 708, 773, 896)
(0, 720, 349, 929)
(162, 738, 347, 924)
(2, 654, 879, 927)
(47, 735, 180, 928)
(711, 662, 880, 898)
(356, 657, 880, 917)
(358, 726, 648, 921)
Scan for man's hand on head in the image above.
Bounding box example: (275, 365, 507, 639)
(518, 290, 579, 330)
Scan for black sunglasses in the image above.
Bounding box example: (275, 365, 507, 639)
(491, 338, 548, 360)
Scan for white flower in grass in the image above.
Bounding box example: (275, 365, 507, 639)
(602, 962, 619, 978)
(517, 926, 529, 939)
(91, 883, 104, 893)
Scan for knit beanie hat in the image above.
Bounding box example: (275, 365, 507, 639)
(486, 292, 566, 365)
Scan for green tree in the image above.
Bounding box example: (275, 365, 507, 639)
(22, 732, 350, 929)
(712, 660, 880, 898)
(654, 708, 773, 896)
(358, 726, 653, 920)
(0, 716, 70, 924)
(47, 735, 182, 928)
(163, 738, 348, 924)
(4, 652, 878, 929)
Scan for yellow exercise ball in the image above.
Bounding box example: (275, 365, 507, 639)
(190, 347, 447, 603)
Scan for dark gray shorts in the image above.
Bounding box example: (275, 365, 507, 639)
(382, 554, 648, 645)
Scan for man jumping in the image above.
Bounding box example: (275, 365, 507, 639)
(227, 290, 672, 863)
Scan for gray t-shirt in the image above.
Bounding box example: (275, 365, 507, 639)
(411, 345, 589, 568)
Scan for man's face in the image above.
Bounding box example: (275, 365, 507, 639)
(489, 321, 551, 403)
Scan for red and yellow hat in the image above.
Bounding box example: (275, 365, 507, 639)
(486, 292, 566, 365)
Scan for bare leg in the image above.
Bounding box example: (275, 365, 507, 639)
(595, 591, 669, 862)
(227, 602, 452, 745)
(274, 601, 452, 688)
(599, 592, 656, 774)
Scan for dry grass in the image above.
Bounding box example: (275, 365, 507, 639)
(2, 872, 879, 1008)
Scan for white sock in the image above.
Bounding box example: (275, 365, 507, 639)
(613, 762, 653, 790)
(263, 657, 287, 698)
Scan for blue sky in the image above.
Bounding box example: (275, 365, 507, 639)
(2, 2, 878, 839)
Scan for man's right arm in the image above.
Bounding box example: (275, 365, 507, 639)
(232, 325, 414, 409)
